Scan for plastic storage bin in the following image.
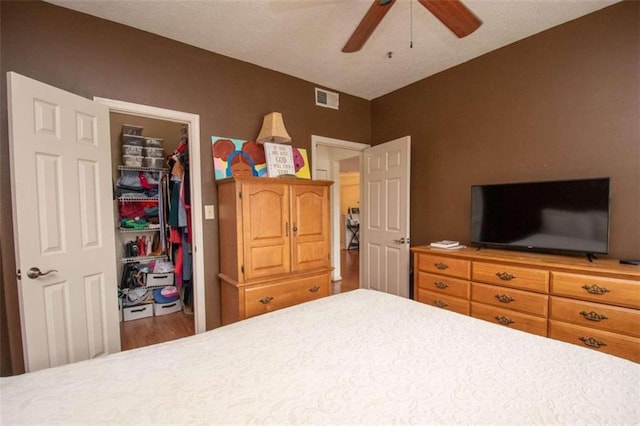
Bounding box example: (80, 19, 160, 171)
(122, 124, 144, 136)
(122, 145, 143, 156)
(122, 134, 145, 146)
(144, 157, 165, 169)
(123, 155, 143, 167)
(144, 137, 164, 147)
(143, 147, 164, 158)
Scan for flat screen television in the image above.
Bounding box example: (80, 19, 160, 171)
(471, 178, 610, 257)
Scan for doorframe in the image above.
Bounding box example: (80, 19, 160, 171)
(94, 97, 205, 334)
(311, 135, 369, 284)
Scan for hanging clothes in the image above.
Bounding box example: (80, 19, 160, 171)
(166, 127, 192, 309)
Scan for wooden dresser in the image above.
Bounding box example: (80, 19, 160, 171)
(217, 176, 333, 325)
(412, 246, 640, 362)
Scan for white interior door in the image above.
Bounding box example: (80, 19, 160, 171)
(361, 136, 411, 298)
(7, 72, 120, 372)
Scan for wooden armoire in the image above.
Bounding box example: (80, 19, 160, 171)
(217, 176, 333, 324)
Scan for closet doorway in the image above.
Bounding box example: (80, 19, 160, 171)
(96, 97, 205, 350)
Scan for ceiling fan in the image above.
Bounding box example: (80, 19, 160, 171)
(342, 0, 482, 53)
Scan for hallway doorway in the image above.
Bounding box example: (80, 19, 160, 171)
(311, 135, 369, 287)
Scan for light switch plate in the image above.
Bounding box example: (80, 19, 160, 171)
(204, 205, 215, 220)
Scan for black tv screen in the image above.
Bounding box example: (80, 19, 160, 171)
(471, 178, 610, 255)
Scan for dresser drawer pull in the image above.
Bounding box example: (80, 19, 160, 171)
(495, 272, 516, 281)
(434, 281, 449, 289)
(579, 336, 607, 348)
(579, 311, 608, 322)
(494, 315, 514, 325)
(308, 286, 320, 293)
(434, 299, 448, 308)
(495, 294, 515, 303)
(259, 296, 274, 305)
(434, 262, 449, 270)
(581, 284, 610, 295)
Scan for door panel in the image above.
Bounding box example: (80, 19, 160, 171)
(362, 136, 411, 298)
(8, 72, 119, 372)
(291, 185, 330, 271)
(242, 182, 290, 279)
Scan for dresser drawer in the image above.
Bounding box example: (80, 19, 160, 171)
(244, 274, 330, 319)
(416, 254, 471, 279)
(471, 282, 548, 317)
(550, 296, 640, 337)
(416, 271, 470, 299)
(471, 302, 548, 336)
(549, 320, 640, 363)
(472, 262, 549, 293)
(551, 272, 640, 309)
(416, 288, 469, 315)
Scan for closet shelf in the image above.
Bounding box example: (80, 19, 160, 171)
(122, 255, 168, 264)
(117, 196, 160, 202)
(121, 284, 174, 293)
(118, 165, 168, 173)
(119, 226, 163, 233)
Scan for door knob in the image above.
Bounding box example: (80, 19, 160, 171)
(393, 238, 410, 244)
(27, 267, 58, 279)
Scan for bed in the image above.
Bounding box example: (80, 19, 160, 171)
(1, 289, 638, 424)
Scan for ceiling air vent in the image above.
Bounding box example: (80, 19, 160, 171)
(315, 88, 339, 110)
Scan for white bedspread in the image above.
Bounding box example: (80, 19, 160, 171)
(1, 289, 638, 425)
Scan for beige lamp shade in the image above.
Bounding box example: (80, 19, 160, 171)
(256, 112, 292, 144)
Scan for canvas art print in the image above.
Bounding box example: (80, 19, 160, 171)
(211, 136, 310, 179)
(211, 136, 267, 179)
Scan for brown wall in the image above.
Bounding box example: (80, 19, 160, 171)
(372, 1, 639, 260)
(0, 0, 370, 375)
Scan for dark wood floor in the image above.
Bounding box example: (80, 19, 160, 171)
(120, 308, 194, 351)
(121, 249, 360, 351)
(332, 248, 360, 293)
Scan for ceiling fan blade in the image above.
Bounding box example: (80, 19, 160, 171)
(417, 0, 482, 38)
(342, 0, 396, 53)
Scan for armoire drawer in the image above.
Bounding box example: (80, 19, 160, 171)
(416, 271, 470, 299)
(471, 302, 548, 337)
(471, 282, 548, 317)
(549, 320, 640, 363)
(472, 262, 549, 293)
(550, 296, 640, 337)
(416, 254, 471, 279)
(551, 272, 640, 309)
(243, 273, 330, 319)
(416, 288, 469, 316)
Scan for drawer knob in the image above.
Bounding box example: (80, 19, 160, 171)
(581, 284, 610, 295)
(435, 262, 449, 270)
(580, 311, 608, 322)
(434, 299, 448, 308)
(495, 272, 516, 281)
(579, 336, 607, 348)
(495, 294, 515, 303)
(494, 315, 514, 325)
(308, 286, 320, 293)
(434, 281, 449, 289)
(259, 296, 274, 305)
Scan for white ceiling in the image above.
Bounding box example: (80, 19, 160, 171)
(44, 0, 620, 100)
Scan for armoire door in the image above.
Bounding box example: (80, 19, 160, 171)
(291, 184, 331, 272)
(241, 181, 291, 279)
